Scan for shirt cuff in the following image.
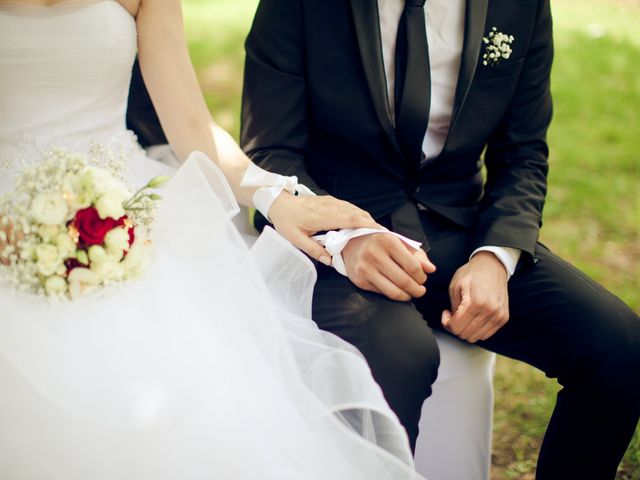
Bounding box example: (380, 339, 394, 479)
(313, 228, 422, 276)
(470, 246, 521, 279)
(240, 163, 316, 221)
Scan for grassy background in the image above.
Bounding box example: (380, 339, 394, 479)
(181, 0, 640, 478)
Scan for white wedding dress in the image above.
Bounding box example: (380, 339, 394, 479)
(0, 1, 425, 478)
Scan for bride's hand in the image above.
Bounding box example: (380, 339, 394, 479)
(268, 193, 381, 266)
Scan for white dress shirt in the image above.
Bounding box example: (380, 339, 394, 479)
(378, 0, 465, 160)
(379, 0, 520, 276)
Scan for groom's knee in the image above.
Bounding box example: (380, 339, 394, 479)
(593, 306, 640, 398)
(312, 276, 440, 439)
(354, 301, 440, 441)
(355, 299, 440, 379)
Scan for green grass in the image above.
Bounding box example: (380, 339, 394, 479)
(182, 0, 640, 477)
(543, 0, 640, 312)
(183, 0, 258, 137)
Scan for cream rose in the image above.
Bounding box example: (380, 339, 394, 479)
(90, 167, 130, 199)
(31, 192, 69, 225)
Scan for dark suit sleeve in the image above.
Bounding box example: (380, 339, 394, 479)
(126, 60, 167, 148)
(240, 0, 327, 196)
(470, 0, 553, 260)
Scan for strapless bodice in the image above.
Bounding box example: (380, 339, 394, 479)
(0, 1, 136, 154)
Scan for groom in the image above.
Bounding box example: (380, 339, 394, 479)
(239, 0, 640, 478)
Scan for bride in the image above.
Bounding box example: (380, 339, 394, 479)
(0, 0, 426, 478)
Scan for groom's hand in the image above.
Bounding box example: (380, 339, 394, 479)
(442, 251, 510, 343)
(342, 233, 436, 301)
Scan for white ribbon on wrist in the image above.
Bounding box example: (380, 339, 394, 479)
(313, 228, 423, 276)
(240, 164, 424, 276)
(240, 163, 315, 221)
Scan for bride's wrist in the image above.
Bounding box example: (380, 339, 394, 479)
(264, 190, 293, 224)
(252, 185, 288, 222)
(240, 163, 315, 222)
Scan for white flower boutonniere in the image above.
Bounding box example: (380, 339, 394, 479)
(482, 27, 515, 67)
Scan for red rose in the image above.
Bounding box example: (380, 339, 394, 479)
(127, 225, 135, 246)
(73, 207, 120, 246)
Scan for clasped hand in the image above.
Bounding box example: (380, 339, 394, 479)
(267, 195, 509, 342)
(268, 192, 380, 265)
(341, 235, 509, 342)
(342, 233, 436, 301)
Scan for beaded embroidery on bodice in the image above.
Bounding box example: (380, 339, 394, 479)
(0, 1, 138, 177)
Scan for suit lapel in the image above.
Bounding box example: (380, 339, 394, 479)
(449, 0, 489, 130)
(350, 0, 404, 157)
(350, 0, 489, 161)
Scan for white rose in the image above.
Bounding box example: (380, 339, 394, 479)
(44, 275, 68, 296)
(36, 243, 62, 276)
(95, 192, 126, 220)
(104, 227, 130, 260)
(31, 192, 69, 225)
(68, 268, 100, 299)
(56, 232, 77, 259)
(89, 167, 130, 199)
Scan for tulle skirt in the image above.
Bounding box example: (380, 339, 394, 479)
(0, 151, 424, 479)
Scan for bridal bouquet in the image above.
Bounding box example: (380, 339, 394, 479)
(0, 149, 168, 299)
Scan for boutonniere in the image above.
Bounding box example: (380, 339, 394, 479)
(482, 27, 514, 67)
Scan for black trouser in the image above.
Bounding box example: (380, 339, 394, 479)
(312, 209, 640, 479)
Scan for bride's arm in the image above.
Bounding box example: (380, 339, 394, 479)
(135, 0, 241, 198)
(135, 0, 378, 263)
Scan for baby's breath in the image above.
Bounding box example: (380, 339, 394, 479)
(482, 27, 515, 67)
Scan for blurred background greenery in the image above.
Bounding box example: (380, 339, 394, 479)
(181, 0, 640, 477)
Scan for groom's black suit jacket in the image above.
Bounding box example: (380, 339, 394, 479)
(240, 0, 553, 261)
(127, 59, 167, 148)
